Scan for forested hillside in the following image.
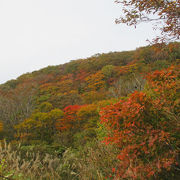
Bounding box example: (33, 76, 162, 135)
(0, 42, 180, 179)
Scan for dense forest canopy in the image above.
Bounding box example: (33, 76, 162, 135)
(0, 42, 180, 179)
(0, 0, 180, 179)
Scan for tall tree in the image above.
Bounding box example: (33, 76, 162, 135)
(115, 0, 180, 42)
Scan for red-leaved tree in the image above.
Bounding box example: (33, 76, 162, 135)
(55, 105, 83, 131)
(100, 65, 179, 179)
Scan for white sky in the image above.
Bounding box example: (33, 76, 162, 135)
(0, 0, 156, 84)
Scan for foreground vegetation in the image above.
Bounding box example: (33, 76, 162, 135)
(0, 42, 180, 179)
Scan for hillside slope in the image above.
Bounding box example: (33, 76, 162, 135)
(0, 42, 179, 179)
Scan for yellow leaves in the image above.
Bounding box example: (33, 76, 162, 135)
(38, 102, 53, 112)
(48, 109, 64, 119)
(77, 104, 98, 119)
(14, 108, 64, 134)
(14, 118, 36, 130)
(101, 65, 115, 78)
(96, 98, 118, 108)
(82, 90, 107, 104)
(85, 71, 105, 91)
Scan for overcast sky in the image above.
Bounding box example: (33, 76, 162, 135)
(0, 0, 156, 84)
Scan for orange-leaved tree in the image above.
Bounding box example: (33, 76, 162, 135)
(55, 105, 84, 132)
(100, 65, 180, 179)
(115, 0, 180, 42)
(85, 71, 105, 91)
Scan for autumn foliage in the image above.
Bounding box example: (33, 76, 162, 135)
(0, 121, 3, 132)
(55, 105, 83, 131)
(0, 43, 179, 179)
(100, 65, 180, 179)
(115, 0, 180, 42)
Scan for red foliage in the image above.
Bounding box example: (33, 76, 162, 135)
(100, 66, 179, 179)
(60, 74, 74, 81)
(55, 105, 84, 131)
(75, 70, 89, 82)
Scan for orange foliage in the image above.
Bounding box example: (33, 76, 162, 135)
(100, 66, 179, 179)
(75, 70, 89, 82)
(85, 71, 105, 91)
(55, 105, 84, 131)
(115, 63, 137, 76)
(115, 0, 180, 42)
